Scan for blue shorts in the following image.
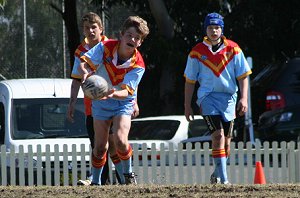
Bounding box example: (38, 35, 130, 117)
(199, 92, 237, 122)
(92, 99, 134, 120)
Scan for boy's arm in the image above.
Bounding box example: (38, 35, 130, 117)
(132, 88, 139, 118)
(237, 76, 249, 116)
(67, 53, 83, 123)
(184, 81, 195, 122)
(79, 62, 93, 83)
(107, 89, 129, 99)
(67, 79, 81, 122)
(79, 43, 104, 82)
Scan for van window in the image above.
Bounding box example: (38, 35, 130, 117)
(0, 103, 4, 144)
(129, 120, 180, 140)
(187, 118, 210, 138)
(12, 98, 87, 140)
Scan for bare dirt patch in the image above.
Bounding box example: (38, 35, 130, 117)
(0, 184, 299, 197)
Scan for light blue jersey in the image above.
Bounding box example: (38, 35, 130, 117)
(184, 36, 252, 121)
(79, 39, 146, 120)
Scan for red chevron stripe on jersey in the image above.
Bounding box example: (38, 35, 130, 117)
(102, 40, 145, 86)
(189, 40, 241, 77)
(75, 36, 108, 59)
(75, 44, 88, 58)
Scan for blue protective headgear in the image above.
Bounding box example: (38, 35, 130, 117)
(204, 13, 224, 32)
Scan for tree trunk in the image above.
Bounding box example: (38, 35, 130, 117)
(147, 0, 174, 39)
(63, 0, 80, 75)
(148, 0, 178, 114)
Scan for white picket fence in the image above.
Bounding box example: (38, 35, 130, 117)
(0, 141, 299, 186)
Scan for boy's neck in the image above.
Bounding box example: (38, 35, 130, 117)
(210, 37, 222, 46)
(118, 48, 134, 61)
(89, 41, 97, 48)
(212, 40, 223, 52)
(88, 37, 102, 48)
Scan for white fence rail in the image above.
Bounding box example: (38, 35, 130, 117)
(0, 141, 299, 186)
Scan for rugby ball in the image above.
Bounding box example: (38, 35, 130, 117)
(82, 75, 109, 100)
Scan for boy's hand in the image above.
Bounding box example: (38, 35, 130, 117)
(132, 102, 140, 118)
(81, 72, 94, 83)
(236, 98, 248, 116)
(99, 88, 115, 100)
(184, 105, 194, 122)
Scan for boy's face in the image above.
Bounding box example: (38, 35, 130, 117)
(206, 25, 222, 42)
(83, 21, 103, 44)
(120, 27, 143, 50)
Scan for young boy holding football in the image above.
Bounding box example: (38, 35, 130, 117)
(78, 16, 149, 185)
(67, 12, 134, 185)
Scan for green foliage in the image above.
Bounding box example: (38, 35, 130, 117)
(1, 0, 300, 115)
(0, 0, 64, 79)
(25, 0, 64, 78)
(0, 0, 24, 79)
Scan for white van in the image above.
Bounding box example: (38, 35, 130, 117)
(0, 78, 90, 184)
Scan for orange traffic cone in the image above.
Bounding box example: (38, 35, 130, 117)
(254, 161, 266, 184)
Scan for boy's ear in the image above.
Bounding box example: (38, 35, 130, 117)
(138, 40, 143, 47)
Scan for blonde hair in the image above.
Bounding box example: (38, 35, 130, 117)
(121, 16, 149, 40)
(81, 12, 103, 29)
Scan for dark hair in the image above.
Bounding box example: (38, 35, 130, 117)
(121, 16, 149, 40)
(81, 12, 103, 29)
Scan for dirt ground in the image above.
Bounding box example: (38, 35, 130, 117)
(0, 184, 300, 198)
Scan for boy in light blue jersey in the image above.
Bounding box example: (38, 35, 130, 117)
(76, 16, 149, 185)
(184, 13, 252, 184)
(67, 12, 135, 185)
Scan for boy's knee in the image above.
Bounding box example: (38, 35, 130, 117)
(115, 139, 127, 151)
(212, 130, 224, 142)
(93, 147, 108, 159)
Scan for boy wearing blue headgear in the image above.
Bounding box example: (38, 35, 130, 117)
(184, 13, 252, 184)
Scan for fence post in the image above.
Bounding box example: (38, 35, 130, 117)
(132, 143, 139, 182)
(150, 143, 158, 183)
(296, 142, 300, 182)
(71, 144, 78, 186)
(159, 143, 167, 184)
(237, 142, 245, 184)
(9, 146, 16, 185)
(194, 142, 202, 184)
(262, 141, 270, 182)
(18, 145, 25, 186)
(62, 144, 69, 186)
(0, 145, 7, 186)
(54, 144, 60, 186)
(255, 139, 262, 162)
(27, 145, 34, 186)
(246, 141, 254, 184)
(288, 142, 296, 183)
(36, 145, 42, 185)
(280, 142, 288, 183)
(228, 142, 235, 183)
(272, 141, 279, 182)
(45, 144, 51, 185)
(80, 144, 87, 182)
(203, 142, 210, 183)
(169, 143, 175, 184)
(141, 143, 149, 183)
(177, 143, 184, 184)
(186, 142, 193, 184)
